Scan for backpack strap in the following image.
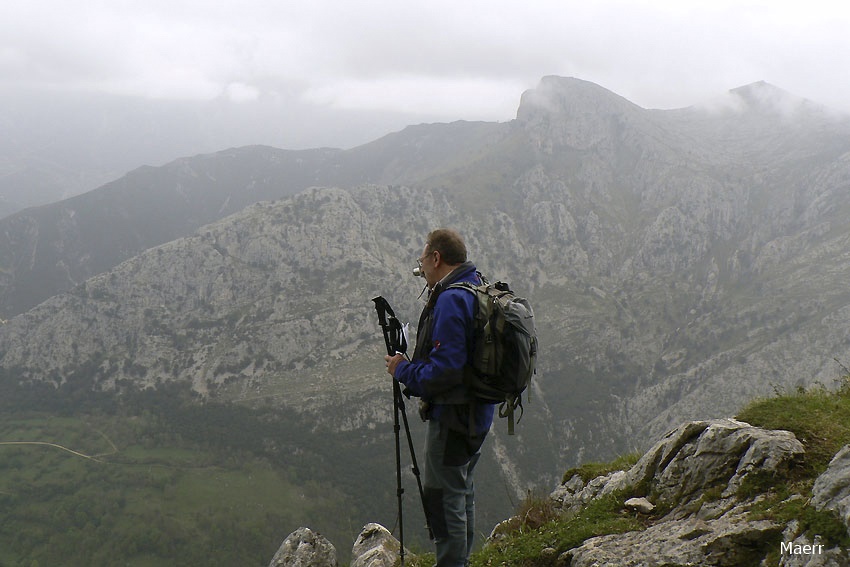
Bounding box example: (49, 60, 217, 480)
(499, 397, 524, 436)
(444, 280, 513, 437)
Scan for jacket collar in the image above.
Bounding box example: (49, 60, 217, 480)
(428, 261, 478, 304)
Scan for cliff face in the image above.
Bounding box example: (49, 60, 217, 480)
(0, 122, 506, 320)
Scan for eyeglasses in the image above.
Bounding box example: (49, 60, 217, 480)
(417, 250, 438, 269)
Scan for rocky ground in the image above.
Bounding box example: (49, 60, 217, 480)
(271, 418, 850, 567)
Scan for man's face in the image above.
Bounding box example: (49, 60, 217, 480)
(418, 244, 439, 288)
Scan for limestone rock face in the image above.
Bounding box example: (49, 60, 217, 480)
(540, 420, 850, 566)
(268, 527, 337, 567)
(551, 419, 805, 517)
(564, 511, 783, 567)
(623, 419, 805, 508)
(778, 529, 850, 567)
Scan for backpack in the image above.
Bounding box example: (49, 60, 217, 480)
(448, 279, 538, 435)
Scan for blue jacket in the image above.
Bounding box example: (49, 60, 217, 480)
(393, 261, 495, 437)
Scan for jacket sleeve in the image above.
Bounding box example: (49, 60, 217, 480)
(393, 289, 473, 399)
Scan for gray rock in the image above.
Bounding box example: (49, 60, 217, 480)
(268, 527, 337, 567)
(812, 444, 850, 536)
(624, 497, 655, 514)
(777, 528, 850, 566)
(620, 419, 804, 509)
(563, 509, 782, 567)
(539, 419, 820, 566)
(350, 523, 412, 567)
(548, 419, 805, 520)
(549, 470, 629, 516)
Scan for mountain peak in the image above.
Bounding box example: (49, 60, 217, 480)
(727, 80, 817, 115)
(515, 76, 644, 151)
(517, 76, 641, 121)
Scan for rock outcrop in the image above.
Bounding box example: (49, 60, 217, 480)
(350, 523, 411, 567)
(275, 523, 409, 567)
(564, 512, 783, 567)
(267, 527, 337, 567)
(550, 419, 804, 516)
(503, 419, 850, 566)
(270, 419, 850, 567)
(812, 445, 850, 531)
(274, 419, 850, 566)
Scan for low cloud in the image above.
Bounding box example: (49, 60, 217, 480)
(2, 1, 850, 140)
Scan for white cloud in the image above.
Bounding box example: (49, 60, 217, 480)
(301, 75, 525, 120)
(224, 82, 261, 103)
(2, 0, 850, 131)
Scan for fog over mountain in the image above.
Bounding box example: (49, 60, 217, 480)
(0, 87, 443, 218)
(3, 76, 850, 559)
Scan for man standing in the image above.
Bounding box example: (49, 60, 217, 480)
(384, 228, 495, 567)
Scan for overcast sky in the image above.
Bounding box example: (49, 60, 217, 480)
(3, 0, 850, 152)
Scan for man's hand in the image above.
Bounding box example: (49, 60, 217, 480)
(384, 353, 405, 377)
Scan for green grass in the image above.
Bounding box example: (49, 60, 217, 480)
(471, 493, 644, 567)
(0, 373, 430, 566)
(0, 410, 354, 567)
(736, 380, 850, 475)
(6, 375, 850, 566)
(561, 453, 641, 484)
(734, 379, 850, 558)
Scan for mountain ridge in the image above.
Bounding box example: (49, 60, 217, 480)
(4, 76, 850, 560)
(4, 77, 847, 319)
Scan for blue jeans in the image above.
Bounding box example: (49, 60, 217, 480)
(423, 419, 483, 567)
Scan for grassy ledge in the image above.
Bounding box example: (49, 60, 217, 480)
(736, 380, 850, 553)
(463, 379, 850, 567)
(471, 492, 644, 567)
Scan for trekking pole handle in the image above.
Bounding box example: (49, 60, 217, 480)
(373, 296, 407, 356)
(373, 296, 396, 356)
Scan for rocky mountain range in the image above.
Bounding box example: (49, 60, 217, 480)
(0, 87, 420, 219)
(0, 120, 503, 318)
(3, 76, 850, 548)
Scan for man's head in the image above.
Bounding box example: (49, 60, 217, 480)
(418, 228, 467, 288)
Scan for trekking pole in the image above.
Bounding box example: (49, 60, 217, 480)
(373, 297, 434, 563)
(373, 296, 408, 565)
(392, 377, 406, 566)
(395, 383, 433, 542)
